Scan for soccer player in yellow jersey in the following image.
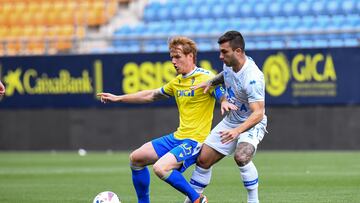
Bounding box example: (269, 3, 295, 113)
(97, 36, 224, 203)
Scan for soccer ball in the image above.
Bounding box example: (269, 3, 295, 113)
(93, 191, 121, 203)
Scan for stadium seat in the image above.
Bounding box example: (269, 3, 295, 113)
(253, 1, 268, 18)
(297, 1, 312, 16)
(311, 0, 327, 16)
(268, 2, 282, 17)
(282, 0, 297, 17)
(212, 4, 225, 19)
(341, 0, 357, 14)
(326, 0, 341, 15)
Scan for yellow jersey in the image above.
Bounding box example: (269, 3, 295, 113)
(160, 68, 221, 143)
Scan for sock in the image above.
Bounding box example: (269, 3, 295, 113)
(163, 170, 200, 202)
(131, 165, 150, 203)
(239, 161, 259, 203)
(189, 165, 212, 194)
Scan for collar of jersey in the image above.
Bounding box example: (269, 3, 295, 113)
(182, 66, 198, 78)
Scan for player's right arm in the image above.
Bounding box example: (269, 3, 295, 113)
(191, 71, 224, 93)
(97, 89, 167, 104)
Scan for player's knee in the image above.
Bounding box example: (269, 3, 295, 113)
(129, 150, 144, 167)
(234, 152, 251, 167)
(152, 162, 167, 178)
(196, 156, 212, 169)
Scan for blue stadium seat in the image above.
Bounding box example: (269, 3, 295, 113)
(270, 40, 286, 49)
(196, 38, 215, 51)
(267, 17, 287, 32)
(143, 2, 161, 22)
(184, 4, 198, 19)
(225, 4, 240, 18)
(282, 16, 301, 32)
(255, 41, 271, 50)
(245, 40, 256, 50)
(343, 38, 358, 47)
(253, 1, 268, 18)
(217, 18, 233, 33)
(343, 14, 360, 29)
(197, 19, 215, 35)
(252, 17, 272, 33)
(296, 16, 315, 32)
(268, 2, 282, 17)
(170, 4, 186, 20)
(328, 15, 346, 30)
(297, 1, 312, 16)
(157, 5, 171, 21)
(341, 0, 357, 14)
(282, 0, 297, 17)
(315, 15, 332, 31)
(311, 0, 327, 16)
(239, 2, 253, 18)
(212, 4, 226, 19)
(313, 39, 329, 48)
(326, 0, 341, 15)
(198, 5, 211, 19)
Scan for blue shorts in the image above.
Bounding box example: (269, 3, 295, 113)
(151, 133, 202, 173)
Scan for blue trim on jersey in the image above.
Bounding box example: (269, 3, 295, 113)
(212, 84, 226, 102)
(190, 179, 208, 188)
(243, 178, 258, 187)
(160, 87, 172, 97)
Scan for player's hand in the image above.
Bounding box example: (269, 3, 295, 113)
(97, 92, 119, 103)
(221, 100, 238, 115)
(220, 129, 240, 144)
(191, 81, 211, 93)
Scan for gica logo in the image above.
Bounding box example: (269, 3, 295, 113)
(262, 52, 337, 97)
(262, 53, 290, 97)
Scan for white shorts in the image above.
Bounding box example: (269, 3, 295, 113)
(204, 118, 267, 156)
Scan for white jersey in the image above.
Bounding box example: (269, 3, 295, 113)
(223, 56, 267, 126)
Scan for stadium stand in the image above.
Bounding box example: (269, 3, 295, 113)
(0, 0, 358, 55)
(111, 0, 359, 53)
(0, 0, 119, 56)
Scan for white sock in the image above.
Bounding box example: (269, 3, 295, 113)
(189, 165, 212, 194)
(239, 161, 259, 203)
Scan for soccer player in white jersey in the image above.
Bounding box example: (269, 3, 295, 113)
(98, 36, 224, 203)
(184, 31, 267, 203)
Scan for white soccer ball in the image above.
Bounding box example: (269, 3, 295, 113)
(93, 191, 121, 203)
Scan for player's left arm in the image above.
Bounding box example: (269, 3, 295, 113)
(210, 84, 226, 102)
(220, 101, 264, 144)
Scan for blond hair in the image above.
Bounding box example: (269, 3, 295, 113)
(168, 36, 197, 64)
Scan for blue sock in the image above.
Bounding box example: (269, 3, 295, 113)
(131, 166, 150, 203)
(163, 170, 200, 202)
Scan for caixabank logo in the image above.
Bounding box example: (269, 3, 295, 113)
(0, 60, 104, 98)
(262, 52, 337, 98)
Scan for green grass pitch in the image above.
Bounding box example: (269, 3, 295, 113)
(0, 151, 359, 203)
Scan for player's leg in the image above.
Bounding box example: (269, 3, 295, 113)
(234, 124, 266, 203)
(189, 144, 225, 194)
(153, 140, 206, 203)
(184, 119, 237, 203)
(129, 142, 159, 203)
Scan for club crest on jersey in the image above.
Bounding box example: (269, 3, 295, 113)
(177, 89, 195, 97)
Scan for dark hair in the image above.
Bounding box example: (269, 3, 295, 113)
(218, 30, 245, 51)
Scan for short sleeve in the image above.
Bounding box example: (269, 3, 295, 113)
(160, 78, 175, 97)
